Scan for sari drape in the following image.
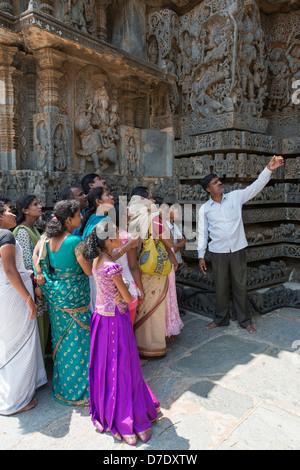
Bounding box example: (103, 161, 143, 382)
(134, 273, 169, 357)
(35, 237, 91, 406)
(13, 224, 50, 359)
(13, 224, 40, 246)
(128, 196, 169, 358)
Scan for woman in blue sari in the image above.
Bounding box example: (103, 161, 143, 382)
(79, 187, 113, 312)
(33, 200, 92, 406)
(79, 187, 114, 240)
(79, 187, 139, 312)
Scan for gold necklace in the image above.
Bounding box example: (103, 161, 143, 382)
(99, 251, 113, 260)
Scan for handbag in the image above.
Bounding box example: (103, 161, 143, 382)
(138, 222, 172, 276)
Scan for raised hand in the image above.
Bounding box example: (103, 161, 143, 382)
(267, 155, 284, 171)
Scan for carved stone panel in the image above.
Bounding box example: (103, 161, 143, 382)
(74, 66, 120, 174)
(0, 0, 299, 313)
(33, 113, 72, 172)
(119, 125, 141, 176)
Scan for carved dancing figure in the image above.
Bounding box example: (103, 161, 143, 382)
(75, 103, 102, 172)
(53, 124, 67, 171)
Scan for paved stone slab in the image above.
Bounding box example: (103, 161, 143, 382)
(224, 347, 300, 414)
(237, 310, 300, 351)
(180, 380, 257, 418)
(168, 334, 271, 380)
(218, 403, 300, 450)
(1, 308, 299, 450)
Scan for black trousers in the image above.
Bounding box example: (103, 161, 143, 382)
(209, 249, 251, 328)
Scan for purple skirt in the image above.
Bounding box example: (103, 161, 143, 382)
(89, 307, 160, 445)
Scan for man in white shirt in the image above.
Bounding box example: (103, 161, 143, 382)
(197, 155, 284, 334)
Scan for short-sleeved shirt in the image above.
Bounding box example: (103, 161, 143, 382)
(0, 229, 15, 248)
(93, 260, 127, 316)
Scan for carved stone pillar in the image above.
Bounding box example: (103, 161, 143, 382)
(0, 0, 13, 15)
(17, 56, 38, 169)
(35, 48, 65, 113)
(124, 95, 135, 127)
(33, 48, 72, 172)
(96, 0, 111, 41)
(0, 45, 19, 170)
(135, 97, 146, 128)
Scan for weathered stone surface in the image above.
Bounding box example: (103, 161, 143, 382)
(0, 0, 299, 309)
(1, 309, 300, 450)
(141, 128, 173, 177)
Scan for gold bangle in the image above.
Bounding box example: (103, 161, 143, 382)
(118, 248, 124, 257)
(25, 294, 31, 303)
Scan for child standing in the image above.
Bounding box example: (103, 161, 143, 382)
(83, 221, 160, 446)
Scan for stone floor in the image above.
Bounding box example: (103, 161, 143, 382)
(1, 307, 300, 451)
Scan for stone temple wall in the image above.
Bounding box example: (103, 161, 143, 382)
(0, 0, 299, 314)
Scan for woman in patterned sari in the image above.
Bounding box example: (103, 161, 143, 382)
(33, 200, 92, 406)
(127, 187, 178, 358)
(13, 194, 50, 361)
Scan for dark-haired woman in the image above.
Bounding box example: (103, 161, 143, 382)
(0, 201, 47, 415)
(79, 187, 114, 312)
(33, 200, 92, 406)
(13, 195, 49, 360)
(0, 197, 13, 210)
(80, 187, 140, 312)
(79, 187, 114, 240)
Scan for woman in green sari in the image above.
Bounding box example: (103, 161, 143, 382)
(33, 200, 92, 406)
(13, 195, 50, 360)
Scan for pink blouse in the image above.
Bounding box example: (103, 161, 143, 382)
(92, 260, 128, 316)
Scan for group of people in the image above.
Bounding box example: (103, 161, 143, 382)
(0, 173, 185, 445)
(0, 154, 284, 445)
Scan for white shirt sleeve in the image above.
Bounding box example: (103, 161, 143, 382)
(237, 166, 272, 205)
(197, 204, 208, 259)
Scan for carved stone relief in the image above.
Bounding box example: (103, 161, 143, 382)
(0, 0, 299, 313)
(147, 0, 269, 134)
(75, 67, 120, 173)
(33, 113, 71, 172)
(119, 126, 141, 176)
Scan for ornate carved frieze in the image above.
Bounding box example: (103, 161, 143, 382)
(181, 244, 300, 263)
(249, 286, 300, 313)
(147, 0, 269, 134)
(242, 207, 300, 224)
(176, 284, 300, 317)
(175, 153, 300, 180)
(186, 206, 300, 225)
(174, 130, 285, 156)
(178, 182, 300, 204)
(245, 223, 300, 246)
(176, 258, 289, 291)
(0, 0, 299, 310)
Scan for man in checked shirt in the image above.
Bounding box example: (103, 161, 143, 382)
(197, 155, 284, 334)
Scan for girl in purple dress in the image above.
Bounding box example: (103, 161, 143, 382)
(82, 220, 160, 446)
